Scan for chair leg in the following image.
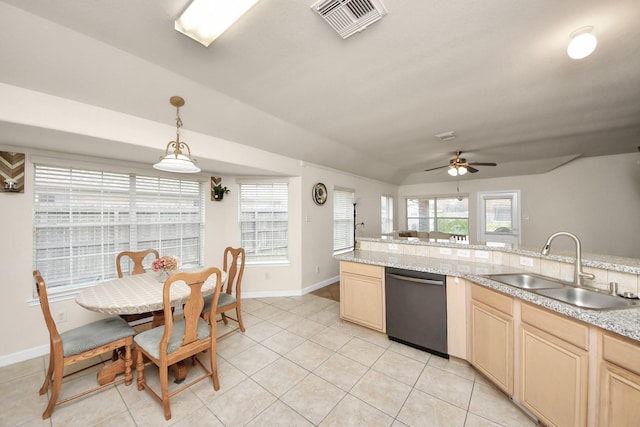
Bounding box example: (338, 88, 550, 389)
(39, 344, 54, 395)
(136, 348, 145, 391)
(209, 342, 220, 391)
(123, 343, 133, 386)
(159, 366, 171, 420)
(42, 355, 64, 419)
(236, 306, 246, 333)
(221, 312, 229, 325)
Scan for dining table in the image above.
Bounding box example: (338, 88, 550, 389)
(76, 268, 227, 384)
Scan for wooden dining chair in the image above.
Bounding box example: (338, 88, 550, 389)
(134, 267, 223, 420)
(116, 248, 159, 278)
(202, 247, 246, 340)
(33, 270, 136, 420)
(115, 249, 159, 324)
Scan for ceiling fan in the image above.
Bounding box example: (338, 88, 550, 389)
(424, 151, 497, 176)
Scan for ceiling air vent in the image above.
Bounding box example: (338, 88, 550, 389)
(311, 0, 387, 39)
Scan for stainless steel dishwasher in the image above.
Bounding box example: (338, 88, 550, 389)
(385, 267, 448, 358)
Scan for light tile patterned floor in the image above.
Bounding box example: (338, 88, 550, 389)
(0, 293, 539, 426)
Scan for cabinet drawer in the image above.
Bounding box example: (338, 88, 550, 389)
(340, 261, 383, 278)
(602, 332, 640, 376)
(471, 284, 513, 316)
(521, 303, 589, 350)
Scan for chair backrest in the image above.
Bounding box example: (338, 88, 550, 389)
(159, 268, 222, 358)
(223, 247, 245, 296)
(116, 249, 159, 278)
(33, 271, 61, 347)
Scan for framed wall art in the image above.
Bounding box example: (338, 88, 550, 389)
(1, 151, 25, 193)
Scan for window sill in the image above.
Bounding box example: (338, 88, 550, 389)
(246, 261, 291, 268)
(333, 248, 354, 256)
(27, 283, 94, 306)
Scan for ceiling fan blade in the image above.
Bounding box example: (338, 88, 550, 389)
(466, 166, 479, 173)
(424, 165, 449, 172)
(468, 162, 497, 167)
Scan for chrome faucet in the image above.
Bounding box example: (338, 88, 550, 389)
(541, 231, 595, 286)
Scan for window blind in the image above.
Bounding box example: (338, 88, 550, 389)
(239, 182, 289, 263)
(333, 188, 354, 252)
(33, 165, 204, 292)
(381, 195, 394, 234)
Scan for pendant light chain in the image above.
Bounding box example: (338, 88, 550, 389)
(175, 104, 183, 143)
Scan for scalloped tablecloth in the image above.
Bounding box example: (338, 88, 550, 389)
(76, 270, 227, 315)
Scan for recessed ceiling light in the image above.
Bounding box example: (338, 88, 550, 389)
(175, 0, 260, 47)
(567, 27, 597, 60)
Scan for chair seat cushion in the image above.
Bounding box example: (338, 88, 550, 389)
(202, 292, 237, 314)
(134, 317, 211, 359)
(61, 316, 136, 358)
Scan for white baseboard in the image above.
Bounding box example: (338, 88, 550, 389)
(242, 275, 339, 299)
(0, 343, 49, 368)
(1, 276, 340, 367)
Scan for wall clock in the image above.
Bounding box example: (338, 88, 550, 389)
(313, 182, 327, 205)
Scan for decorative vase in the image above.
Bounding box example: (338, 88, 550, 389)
(157, 269, 171, 283)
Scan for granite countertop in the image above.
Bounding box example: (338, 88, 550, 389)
(358, 237, 640, 274)
(337, 250, 640, 342)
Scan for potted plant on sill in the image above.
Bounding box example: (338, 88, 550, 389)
(212, 184, 230, 201)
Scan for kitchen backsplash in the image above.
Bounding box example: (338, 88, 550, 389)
(358, 238, 640, 296)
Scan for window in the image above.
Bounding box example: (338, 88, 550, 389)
(33, 165, 205, 293)
(333, 188, 355, 253)
(406, 196, 469, 235)
(478, 191, 520, 245)
(239, 182, 288, 263)
(381, 195, 394, 234)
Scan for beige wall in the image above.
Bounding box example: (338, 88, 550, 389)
(398, 152, 640, 259)
(0, 144, 393, 365)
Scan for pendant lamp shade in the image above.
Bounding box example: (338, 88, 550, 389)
(153, 96, 201, 173)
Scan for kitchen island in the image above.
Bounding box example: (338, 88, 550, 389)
(336, 239, 640, 427)
(337, 249, 640, 342)
(337, 238, 640, 342)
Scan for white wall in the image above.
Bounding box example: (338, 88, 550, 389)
(398, 153, 640, 259)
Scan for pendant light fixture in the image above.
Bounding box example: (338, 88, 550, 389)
(153, 96, 201, 173)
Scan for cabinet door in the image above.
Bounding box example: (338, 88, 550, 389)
(340, 272, 385, 331)
(470, 300, 513, 395)
(599, 362, 640, 427)
(520, 324, 588, 427)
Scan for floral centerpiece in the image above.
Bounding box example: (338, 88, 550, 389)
(152, 255, 179, 282)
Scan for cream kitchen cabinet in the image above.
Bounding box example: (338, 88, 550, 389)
(470, 284, 514, 395)
(599, 332, 640, 427)
(340, 261, 385, 332)
(520, 303, 589, 427)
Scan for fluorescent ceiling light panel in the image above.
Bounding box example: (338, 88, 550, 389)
(175, 0, 259, 47)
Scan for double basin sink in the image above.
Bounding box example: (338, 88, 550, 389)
(484, 273, 640, 310)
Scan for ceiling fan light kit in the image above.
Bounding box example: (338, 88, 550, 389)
(425, 151, 497, 177)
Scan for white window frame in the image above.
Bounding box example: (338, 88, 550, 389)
(477, 190, 521, 245)
(239, 181, 289, 265)
(33, 164, 205, 296)
(381, 194, 394, 234)
(406, 195, 469, 236)
(333, 187, 355, 254)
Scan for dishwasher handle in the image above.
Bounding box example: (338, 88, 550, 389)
(386, 273, 444, 286)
